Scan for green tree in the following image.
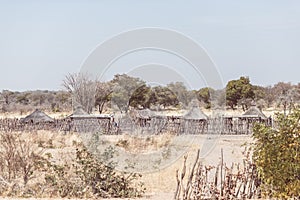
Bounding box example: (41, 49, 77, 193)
(111, 74, 145, 112)
(252, 109, 300, 198)
(151, 86, 179, 109)
(95, 81, 112, 114)
(129, 84, 151, 109)
(226, 76, 254, 110)
(167, 82, 194, 108)
(197, 87, 214, 109)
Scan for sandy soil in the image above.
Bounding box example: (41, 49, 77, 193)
(0, 110, 255, 199)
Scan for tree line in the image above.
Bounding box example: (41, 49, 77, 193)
(1, 74, 300, 114)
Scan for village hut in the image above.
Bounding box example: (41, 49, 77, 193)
(184, 99, 208, 121)
(135, 108, 155, 127)
(183, 99, 208, 134)
(184, 106, 208, 121)
(69, 106, 114, 134)
(20, 109, 54, 123)
(69, 106, 89, 118)
(242, 104, 267, 119)
(238, 104, 268, 134)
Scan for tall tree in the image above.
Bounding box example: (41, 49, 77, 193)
(63, 73, 96, 114)
(95, 82, 112, 114)
(167, 82, 195, 108)
(110, 74, 145, 112)
(129, 84, 151, 109)
(226, 76, 255, 110)
(197, 87, 214, 109)
(150, 86, 179, 109)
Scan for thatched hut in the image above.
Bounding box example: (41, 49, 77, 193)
(183, 100, 208, 134)
(242, 104, 267, 119)
(135, 109, 155, 127)
(20, 109, 54, 123)
(69, 106, 89, 118)
(68, 107, 113, 134)
(184, 106, 208, 121)
(238, 104, 268, 134)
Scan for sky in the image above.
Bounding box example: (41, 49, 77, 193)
(0, 0, 300, 91)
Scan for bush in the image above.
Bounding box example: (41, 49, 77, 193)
(44, 145, 145, 198)
(0, 132, 145, 198)
(252, 109, 300, 198)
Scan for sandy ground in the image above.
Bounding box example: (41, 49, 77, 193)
(0, 134, 252, 200)
(0, 110, 255, 199)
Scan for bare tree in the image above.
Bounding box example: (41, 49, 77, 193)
(63, 73, 96, 114)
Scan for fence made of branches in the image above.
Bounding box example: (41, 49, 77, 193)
(175, 149, 260, 200)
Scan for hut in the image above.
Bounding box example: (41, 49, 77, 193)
(69, 106, 89, 118)
(135, 108, 155, 127)
(184, 106, 208, 121)
(242, 104, 267, 119)
(238, 104, 268, 134)
(20, 109, 54, 124)
(69, 106, 113, 134)
(183, 100, 208, 134)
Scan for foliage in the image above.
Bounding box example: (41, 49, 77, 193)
(150, 86, 179, 109)
(226, 76, 255, 110)
(95, 81, 112, 114)
(0, 132, 145, 198)
(45, 145, 145, 198)
(129, 84, 151, 109)
(0, 132, 46, 196)
(252, 108, 300, 198)
(167, 82, 195, 108)
(111, 74, 145, 112)
(197, 87, 214, 109)
(0, 90, 71, 113)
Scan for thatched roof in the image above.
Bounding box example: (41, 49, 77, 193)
(242, 105, 267, 119)
(136, 109, 155, 119)
(184, 106, 208, 120)
(21, 109, 54, 123)
(71, 106, 88, 116)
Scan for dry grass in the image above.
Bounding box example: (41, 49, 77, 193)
(0, 127, 252, 199)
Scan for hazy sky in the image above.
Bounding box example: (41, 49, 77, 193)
(0, 0, 300, 91)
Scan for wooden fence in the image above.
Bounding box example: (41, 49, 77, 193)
(0, 116, 272, 135)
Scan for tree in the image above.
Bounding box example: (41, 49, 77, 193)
(226, 76, 255, 110)
(263, 86, 276, 108)
(150, 86, 179, 109)
(110, 74, 145, 112)
(128, 84, 151, 109)
(167, 82, 195, 108)
(1, 90, 14, 105)
(63, 73, 96, 114)
(252, 109, 300, 198)
(95, 82, 112, 114)
(198, 87, 214, 109)
(273, 82, 299, 115)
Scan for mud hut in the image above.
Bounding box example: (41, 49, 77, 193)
(20, 109, 54, 123)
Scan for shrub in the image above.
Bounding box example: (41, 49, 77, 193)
(252, 109, 300, 198)
(44, 145, 145, 198)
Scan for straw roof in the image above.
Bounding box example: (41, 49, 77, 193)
(242, 105, 267, 119)
(71, 106, 88, 116)
(136, 108, 155, 119)
(21, 109, 54, 123)
(184, 101, 208, 120)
